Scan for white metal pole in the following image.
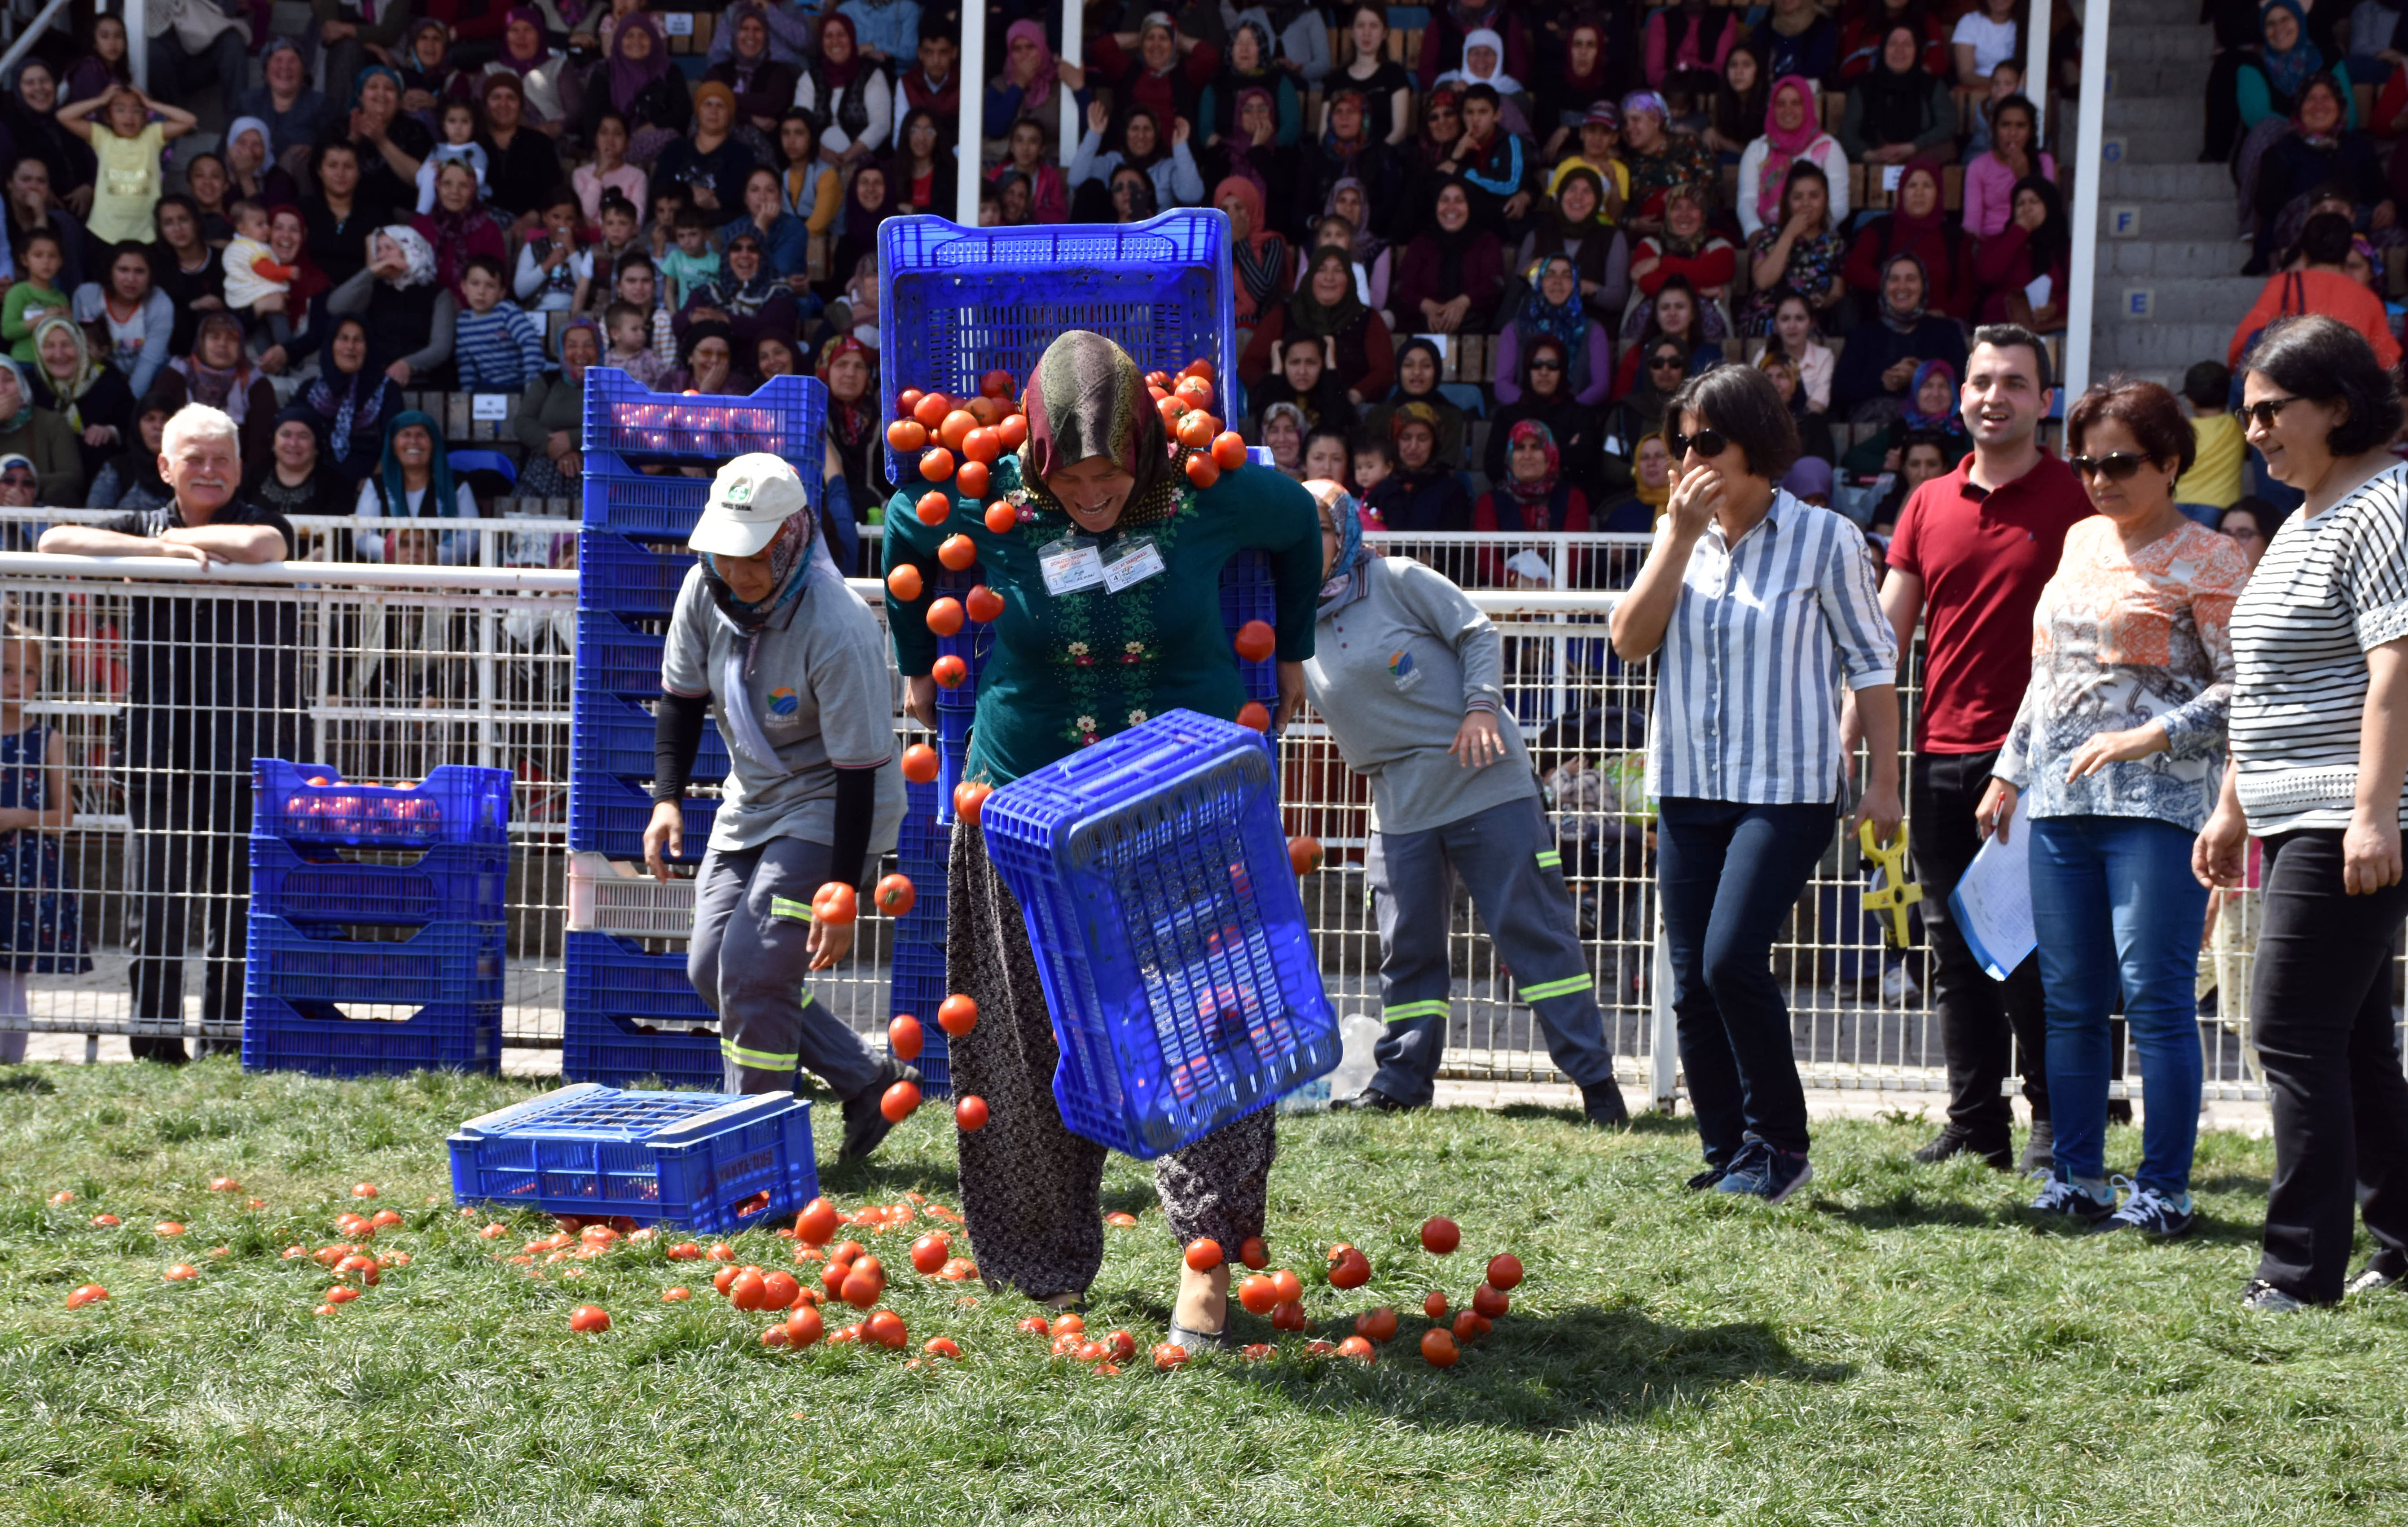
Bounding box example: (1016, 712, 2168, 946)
(125, 0, 147, 92)
(2024, 0, 2052, 146)
(1649, 910, 1677, 1112)
(955, 4, 986, 225)
(1060, 0, 1084, 168)
(2061, 0, 2110, 401)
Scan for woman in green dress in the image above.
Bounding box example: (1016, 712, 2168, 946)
(884, 330, 1322, 1352)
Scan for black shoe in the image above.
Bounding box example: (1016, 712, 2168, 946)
(2019, 1119, 2056, 1175)
(2105, 1098, 2134, 1127)
(1913, 1125, 2011, 1170)
(1685, 1164, 1730, 1191)
(1582, 1083, 1631, 1130)
(839, 1058, 922, 1161)
(1335, 1086, 1413, 1113)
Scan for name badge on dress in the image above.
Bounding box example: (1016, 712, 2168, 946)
(1038, 535, 1105, 596)
(1099, 535, 1165, 592)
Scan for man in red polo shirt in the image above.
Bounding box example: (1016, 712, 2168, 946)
(1870, 324, 2093, 1172)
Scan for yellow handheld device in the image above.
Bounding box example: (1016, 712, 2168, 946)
(1857, 820, 1922, 949)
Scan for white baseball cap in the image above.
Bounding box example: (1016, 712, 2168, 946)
(688, 452, 810, 558)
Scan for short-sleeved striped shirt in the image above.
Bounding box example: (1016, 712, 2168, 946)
(1646, 490, 1901, 805)
(2229, 462, 2408, 834)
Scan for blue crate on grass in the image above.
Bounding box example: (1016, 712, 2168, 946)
(573, 689, 728, 785)
(581, 450, 713, 541)
(248, 837, 506, 928)
(582, 370, 829, 475)
(579, 528, 697, 617)
(569, 773, 717, 860)
(980, 708, 1336, 1158)
(576, 610, 666, 699)
(878, 212, 1236, 483)
(243, 995, 499, 1076)
(561, 1003, 724, 1091)
(246, 914, 507, 1007)
(253, 760, 512, 849)
(566, 930, 713, 1023)
(1221, 549, 1276, 706)
(448, 1083, 815, 1233)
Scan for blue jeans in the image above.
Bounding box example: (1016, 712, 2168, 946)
(1657, 797, 1835, 1162)
(2028, 815, 2210, 1197)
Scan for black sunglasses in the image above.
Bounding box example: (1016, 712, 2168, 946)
(1666, 428, 1728, 459)
(2070, 452, 2148, 481)
(2234, 395, 2301, 428)
(1649, 354, 1686, 370)
(1528, 357, 1563, 370)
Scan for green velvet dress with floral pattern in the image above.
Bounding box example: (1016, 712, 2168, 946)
(883, 452, 1323, 787)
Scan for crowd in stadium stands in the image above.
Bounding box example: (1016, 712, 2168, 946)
(0, 0, 2346, 583)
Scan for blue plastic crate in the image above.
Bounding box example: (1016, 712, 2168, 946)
(927, 566, 988, 710)
(561, 1001, 725, 1091)
(569, 772, 717, 860)
(580, 450, 714, 540)
(582, 370, 829, 477)
(1221, 549, 1277, 706)
(247, 837, 506, 928)
(243, 995, 499, 1076)
(566, 930, 713, 1023)
(245, 915, 507, 1007)
(889, 937, 949, 1018)
(878, 212, 1236, 483)
(253, 760, 513, 849)
(447, 1083, 816, 1233)
(573, 689, 728, 785)
(576, 610, 665, 699)
(579, 528, 697, 617)
(980, 708, 1336, 1158)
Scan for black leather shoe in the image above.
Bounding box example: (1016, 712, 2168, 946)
(839, 1058, 922, 1160)
(1914, 1125, 2012, 1170)
(1335, 1087, 1413, 1113)
(1582, 1083, 1631, 1129)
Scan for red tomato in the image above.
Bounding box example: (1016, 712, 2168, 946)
(914, 490, 951, 526)
(1050, 1312, 1084, 1337)
(760, 1324, 791, 1348)
(937, 993, 980, 1036)
(812, 882, 858, 926)
(1155, 395, 1186, 427)
(705, 1242, 735, 1262)
(912, 393, 952, 429)
(962, 426, 1002, 463)
(352, 1184, 378, 1199)
(65, 1283, 108, 1309)
(900, 744, 940, 784)
(795, 1198, 840, 1246)
(1421, 1216, 1461, 1255)
(207, 1176, 239, 1193)
(1241, 1342, 1277, 1361)
(1174, 410, 1216, 450)
(982, 501, 1018, 533)
(897, 387, 925, 413)
(1472, 1283, 1510, 1319)
(938, 409, 978, 453)
(1327, 1245, 1371, 1290)
(1421, 1328, 1461, 1367)
(665, 1240, 702, 1259)
(965, 584, 1005, 623)
(1453, 1311, 1492, 1341)
(932, 654, 969, 689)
(910, 1234, 950, 1276)
(1355, 1306, 1399, 1343)
(865, 1309, 909, 1348)
(1239, 1235, 1269, 1270)
(1235, 702, 1270, 732)
(819, 1261, 849, 1297)
(336, 1254, 380, 1286)
(918, 447, 955, 481)
(325, 1286, 360, 1304)
(888, 1013, 924, 1059)
(760, 1271, 801, 1310)
(1152, 1342, 1189, 1369)
(957, 459, 992, 497)
(568, 1304, 611, 1333)
(840, 1263, 885, 1309)
(661, 1287, 691, 1302)
(940, 1256, 978, 1279)
(925, 597, 966, 637)
(728, 1272, 769, 1311)
(1270, 1299, 1307, 1332)
(880, 1079, 921, 1123)
(938, 534, 978, 571)
(714, 1265, 742, 1296)
(887, 564, 925, 602)
(1232, 619, 1276, 662)
(996, 414, 1028, 450)
(1211, 430, 1248, 470)
(578, 1223, 616, 1247)
(980, 369, 1016, 398)
(1336, 1334, 1376, 1362)
(832, 1241, 867, 1264)
(89, 1213, 119, 1227)
(1237, 1273, 1279, 1315)
(887, 418, 928, 452)
(785, 1305, 825, 1346)
(1174, 377, 1214, 414)
(951, 781, 991, 822)
(830, 1323, 863, 1344)
(1485, 1253, 1525, 1291)
(1183, 1238, 1223, 1272)
(1303, 1338, 1338, 1356)
(954, 1094, 990, 1132)
(1018, 1316, 1050, 1336)
(1270, 1268, 1304, 1305)
(163, 1263, 199, 1281)
(923, 1335, 962, 1358)
(1424, 1290, 1449, 1319)
(154, 1221, 185, 1237)
(48, 1189, 74, 1205)
(1287, 836, 1324, 876)
(1183, 453, 1220, 489)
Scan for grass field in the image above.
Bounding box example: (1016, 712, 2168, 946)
(0, 1061, 2401, 1526)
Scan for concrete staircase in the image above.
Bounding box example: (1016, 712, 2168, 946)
(2089, 0, 2260, 386)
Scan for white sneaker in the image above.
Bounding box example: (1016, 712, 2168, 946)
(1880, 964, 1920, 1004)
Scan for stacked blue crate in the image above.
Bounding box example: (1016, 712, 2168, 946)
(243, 761, 513, 1076)
(565, 371, 826, 1090)
(888, 772, 952, 1095)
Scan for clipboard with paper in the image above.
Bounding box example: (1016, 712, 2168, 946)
(1947, 825, 2036, 980)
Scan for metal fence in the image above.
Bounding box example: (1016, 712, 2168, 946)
(0, 525, 2283, 1104)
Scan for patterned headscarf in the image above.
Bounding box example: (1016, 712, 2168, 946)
(1902, 359, 1959, 430)
(375, 224, 438, 289)
(1515, 254, 1586, 351)
(700, 508, 817, 634)
(1018, 329, 1177, 527)
(2259, 0, 2321, 99)
(1309, 478, 1367, 614)
(1504, 419, 1560, 505)
(174, 314, 256, 423)
(307, 316, 388, 461)
(1755, 75, 1821, 229)
(30, 315, 101, 430)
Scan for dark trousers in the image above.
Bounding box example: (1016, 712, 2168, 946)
(687, 836, 883, 1100)
(126, 775, 250, 1063)
(1911, 750, 2050, 1146)
(2251, 830, 2408, 1303)
(1657, 797, 1834, 1162)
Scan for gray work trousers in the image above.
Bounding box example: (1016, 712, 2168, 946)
(687, 835, 883, 1098)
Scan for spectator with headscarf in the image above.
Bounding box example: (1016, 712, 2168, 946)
(471, 73, 562, 227)
(1630, 182, 1737, 309)
(1643, 0, 1744, 99)
(1843, 161, 1969, 319)
(513, 315, 601, 501)
(1612, 274, 1724, 396)
(88, 389, 174, 512)
(1, 60, 95, 219)
(1366, 337, 1469, 467)
(1089, 11, 1219, 129)
(326, 223, 457, 388)
(706, 8, 802, 134)
(583, 14, 689, 162)
(1617, 90, 1718, 234)
(657, 81, 761, 219)
(293, 314, 397, 484)
(1487, 335, 1604, 493)
(2255, 71, 2390, 270)
(354, 409, 477, 564)
(1496, 254, 1611, 407)
(1736, 75, 1850, 240)
(1071, 102, 1205, 216)
(1741, 161, 1848, 336)
(0, 358, 79, 501)
(1217, 176, 1290, 327)
(1201, 19, 1300, 149)
(1297, 85, 1396, 235)
(1834, 254, 1967, 422)
(162, 312, 277, 469)
(321, 66, 434, 219)
(1396, 179, 1505, 334)
(799, 14, 896, 169)
(1536, 16, 1620, 158)
(243, 405, 351, 519)
(411, 159, 510, 303)
(1842, 25, 1960, 167)
(1203, 85, 1300, 222)
(1972, 175, 2071, 328)
(26, 313, 132, 486)
(232, 37, 334, 167)
(984, 19, 1084, 152)
(1514, 165, 1629, 313)
(1240, 246, 1394, 402)
(1321, 178, 1390, 306)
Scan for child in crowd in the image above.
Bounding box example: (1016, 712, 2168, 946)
(1351, 434, 1393, 500)
(3, 232, 68, 364)
(220, 200, 297, 312)
(58, 83, 194, 247)
(515, 192, 593, 314)
(603, 299, 670, 387)
(2175, 359, 2245, 519)
(588, 193, 644, 300)
(453, 255, 549, 390)
(612, 253, 679, 372)
(657, 206, 723, 309)
(416, 99, 491, 216)
(0, 622, 87, 1065)
(1963, 61, 2022, 158)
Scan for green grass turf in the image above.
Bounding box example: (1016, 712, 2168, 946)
(0, 1061, 2402, 1526)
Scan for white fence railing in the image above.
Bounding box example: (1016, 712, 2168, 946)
(0, 535, 2288, 1103)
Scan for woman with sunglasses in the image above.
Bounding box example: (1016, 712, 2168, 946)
(1977, 380, 2250, 1237)
(2200, 315, 2408, 1309)
(1610, 364, 1900, 1203)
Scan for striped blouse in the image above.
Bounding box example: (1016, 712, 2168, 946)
(2229, 462, 2408, 835)
(1645, 490, 1900, 805)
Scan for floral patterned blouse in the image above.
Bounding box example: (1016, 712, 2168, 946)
(1738, 226, 1846, 336)
(1994, 515, 2253, 832)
